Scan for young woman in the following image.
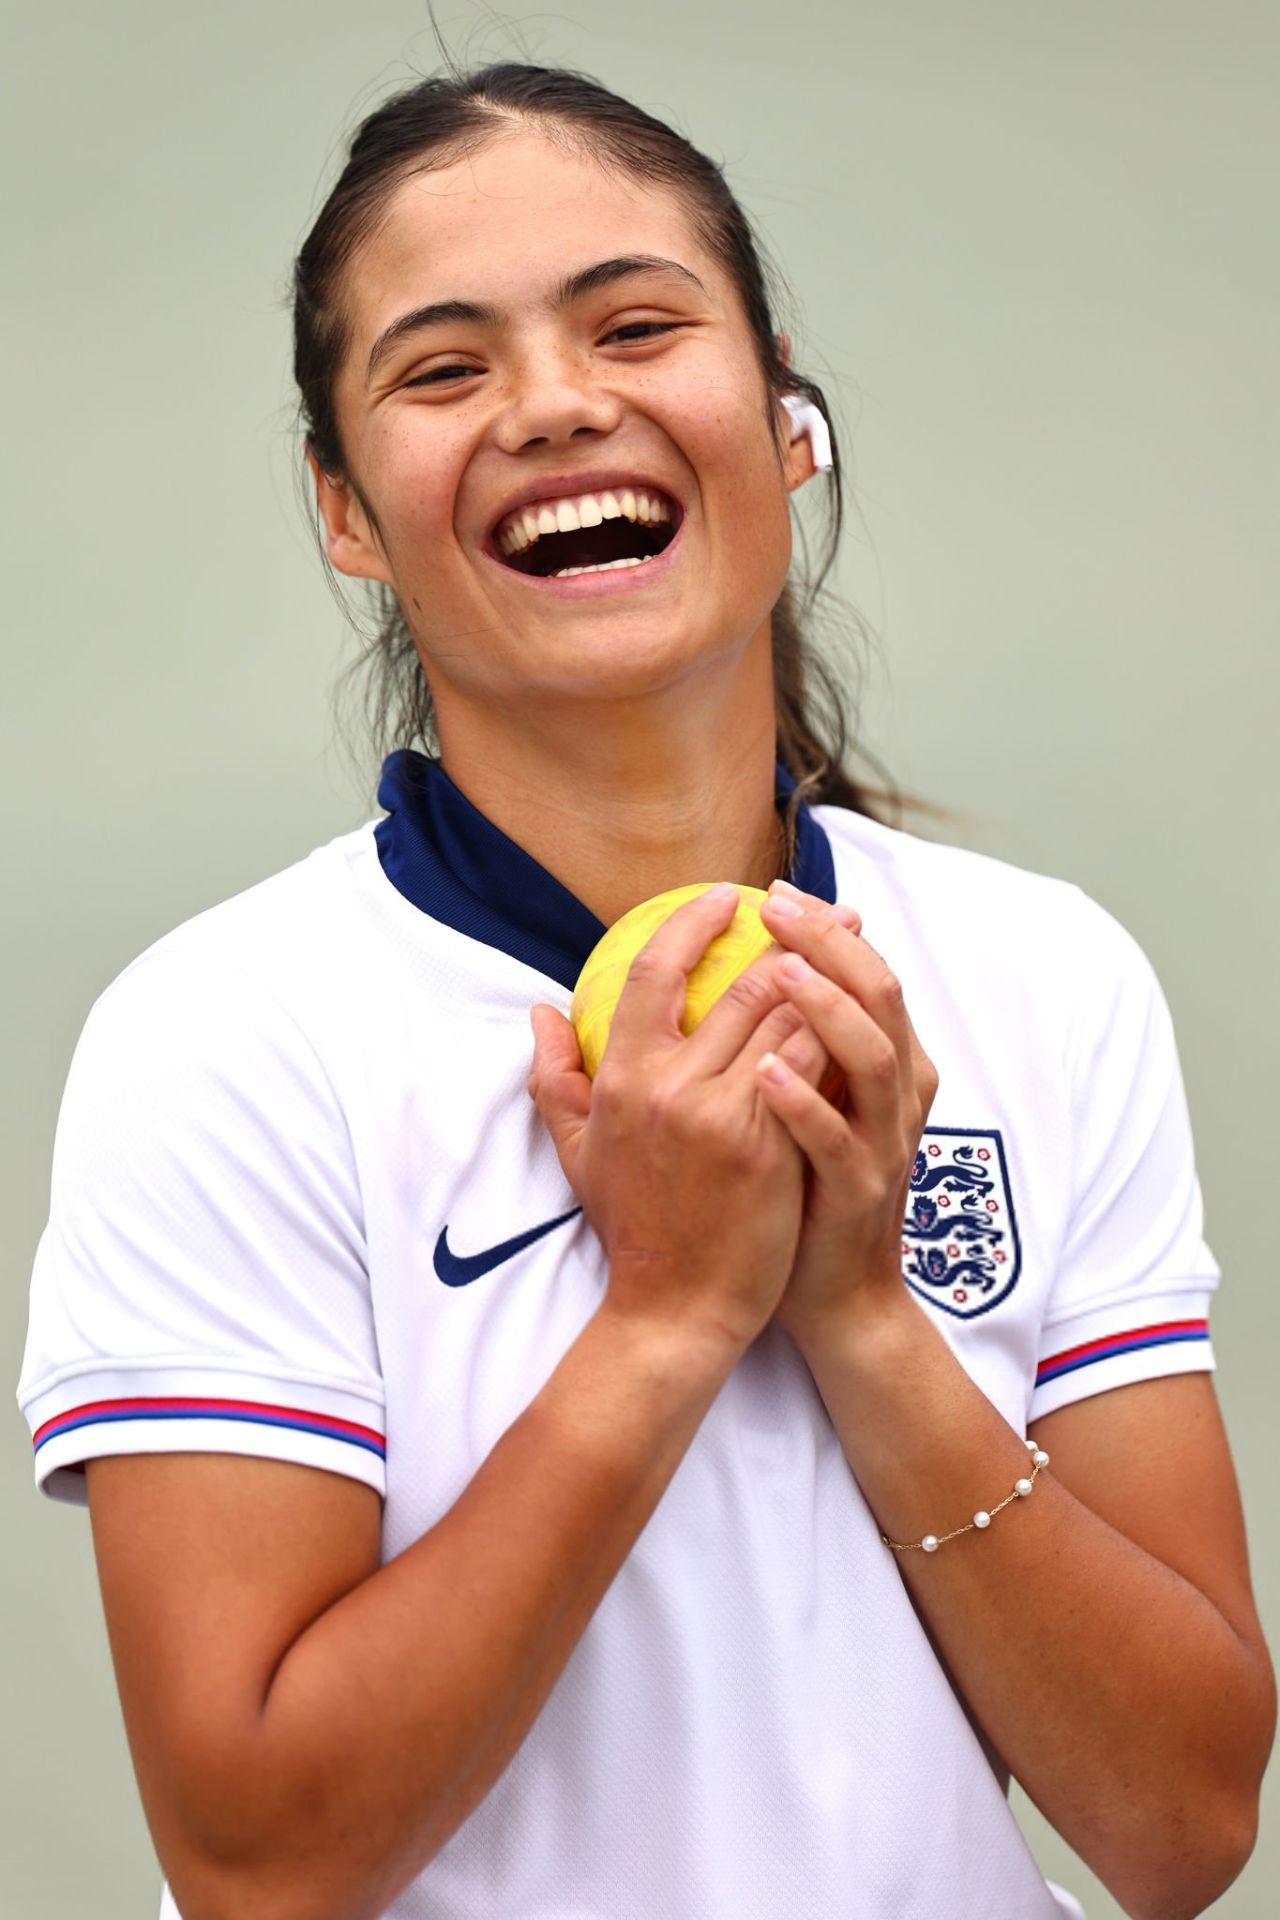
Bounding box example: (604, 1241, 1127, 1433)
(18, 62, 1274, 1920)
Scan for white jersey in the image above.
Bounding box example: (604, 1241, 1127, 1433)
(17, 753, 1219, 1920)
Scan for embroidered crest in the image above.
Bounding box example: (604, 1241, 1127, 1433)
(901, 1127, 1021, 1319)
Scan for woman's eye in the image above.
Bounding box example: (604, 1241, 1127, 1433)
(604, 322, 679, 344)
(403, 365, 477, 388)
(401, 324, 678, 388)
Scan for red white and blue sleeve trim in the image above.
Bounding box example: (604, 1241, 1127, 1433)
(34, 1394, 385, 1458)
(1031, 1308, 1214, 1420)
(24, 1374, 387, 1505)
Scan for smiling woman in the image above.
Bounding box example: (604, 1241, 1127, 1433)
(16, 54, 1273, 1920)
(292, 66, 906, 911)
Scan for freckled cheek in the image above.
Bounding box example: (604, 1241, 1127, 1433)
(705, 441, 793, 579)
(375, 432, 470, 553)
(662, 388, 785, 537)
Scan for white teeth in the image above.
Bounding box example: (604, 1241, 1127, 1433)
(552, 554, 654, 577)
(493, 485, 673, 551)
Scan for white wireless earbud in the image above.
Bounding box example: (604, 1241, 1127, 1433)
(780, 393, 833, 472)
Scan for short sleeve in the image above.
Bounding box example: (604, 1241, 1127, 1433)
(1029, 891, 1221, 1422)
(16, 949, 386, 1504)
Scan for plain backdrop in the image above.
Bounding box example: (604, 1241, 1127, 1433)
(3, 2, 1276, 1914)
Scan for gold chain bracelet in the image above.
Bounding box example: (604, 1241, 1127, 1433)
(881, 1437, 1051, 1553)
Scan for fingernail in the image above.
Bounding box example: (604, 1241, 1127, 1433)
(707, 881, 738, 902)
(757, 1051, 791, 1086)
(831, 903, 859, 927)
(769, 878, 804, 897)
(781, 953, 813, 981)
(766, 895, 803, 918)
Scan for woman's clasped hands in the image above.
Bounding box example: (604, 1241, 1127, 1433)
(754, 878, 939, 1344)
(528, 878, 938, 1357)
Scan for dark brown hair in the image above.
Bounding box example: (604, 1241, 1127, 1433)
(293, 60, 943, 853)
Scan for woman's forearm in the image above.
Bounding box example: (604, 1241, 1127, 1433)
(789, 1291, 1270, 1920)
(183, 1304, 740, 1920)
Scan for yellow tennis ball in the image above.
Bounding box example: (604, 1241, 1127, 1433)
(571, 883, 776, 1078)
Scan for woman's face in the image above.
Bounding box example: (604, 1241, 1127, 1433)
(318, 130, 814, 717)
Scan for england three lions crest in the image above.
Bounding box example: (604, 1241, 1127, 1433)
(901, 1127, 1021, 1320)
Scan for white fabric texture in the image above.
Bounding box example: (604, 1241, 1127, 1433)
(20, 949, 385, 1503)
(1026, 886, 1221, 1420)
(17, 801, 1223, 1920)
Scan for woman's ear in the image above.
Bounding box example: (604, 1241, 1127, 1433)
(305, 448, 394, 584)
(776, 393, 834, 492)
(779, 400, 818, 493)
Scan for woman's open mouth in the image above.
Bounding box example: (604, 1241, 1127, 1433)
(486, 484, 683, 589)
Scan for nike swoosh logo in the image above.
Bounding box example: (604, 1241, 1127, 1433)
(434, 1205, 583, 1286)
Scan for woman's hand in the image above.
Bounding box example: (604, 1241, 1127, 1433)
(754, 879, 940, 1345)
(527, 885, 835, 1358)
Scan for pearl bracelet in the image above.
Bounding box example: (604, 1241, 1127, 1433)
(881, 1437, 1051, 1553)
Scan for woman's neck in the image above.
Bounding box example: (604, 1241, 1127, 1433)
(433, 669, 785, 930)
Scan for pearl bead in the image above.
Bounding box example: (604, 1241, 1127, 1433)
(921, 1534, 939, 1552)
(1024, 1437, 1037, 1451)
(1033, 1449, 1049, 1467)
(973, 1510, 991, 1528)
(1014, 1477, 1033, 1497)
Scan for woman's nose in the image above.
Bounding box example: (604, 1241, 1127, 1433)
(493, 350, 623, 453)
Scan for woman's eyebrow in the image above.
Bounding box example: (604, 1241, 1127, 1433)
(365, 254, 707, 384)
(561, 254, 705, 307)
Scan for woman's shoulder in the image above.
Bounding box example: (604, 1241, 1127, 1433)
(815, 799, 1075, 900)
(83, 821, 388, 1048)
(811, 800, 1160, 1014)
(812, 800, 1098, 930)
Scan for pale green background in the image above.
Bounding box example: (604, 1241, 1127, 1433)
(3, 1, 1275, 1914)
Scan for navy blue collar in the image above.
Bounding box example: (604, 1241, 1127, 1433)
(374, 749, 836, 992)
